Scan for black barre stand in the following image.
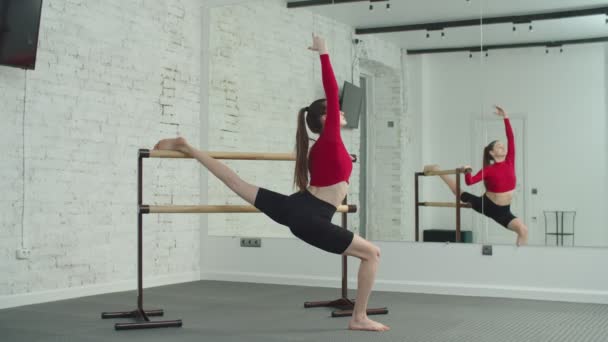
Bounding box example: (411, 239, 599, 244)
(101, 149, 182, 330)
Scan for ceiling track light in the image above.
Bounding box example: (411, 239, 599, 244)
(545, 44, 563, 54)
(369, 0, 390, 11)
(513, 21, 534, 33)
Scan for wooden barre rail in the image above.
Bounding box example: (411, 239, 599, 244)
(142, 149, 358, 162)
(141, 204, 357, 214)
(420, 167, 472, 176)
(418, 202, 472, 208)
(146, 150, 296, 160)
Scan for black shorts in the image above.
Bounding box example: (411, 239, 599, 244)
(460, 192, 517, 228)
(253, 188, 354, 254)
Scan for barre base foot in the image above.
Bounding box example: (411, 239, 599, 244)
(304, 298, 354, 309)
(115, 319, 182, 330)
(101, 309, 164, 319)
(305, 298, 389, 319)
(101, 308, 182, 330)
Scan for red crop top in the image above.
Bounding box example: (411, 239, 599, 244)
(465, 118, 516, 192)
(308, 54, 353, 187)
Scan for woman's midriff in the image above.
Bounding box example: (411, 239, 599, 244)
(307, 181, 349, 208)
(485, 190, 514, 206)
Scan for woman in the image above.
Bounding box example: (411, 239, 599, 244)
(425, 106, 528, 246)
(153, 34, 389, 332)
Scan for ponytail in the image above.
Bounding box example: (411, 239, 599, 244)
(294, 107, 310, 192)
(483, 141, 497, 168)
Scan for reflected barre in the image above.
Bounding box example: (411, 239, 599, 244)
(422, 167, 472, 176)
(141, 204, 357, 214)
(415, 167, 472, 243)
(418, 202, 472, 208)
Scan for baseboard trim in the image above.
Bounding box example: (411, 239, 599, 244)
(202, 271, 608, 304)
(4, 270, 606, 310)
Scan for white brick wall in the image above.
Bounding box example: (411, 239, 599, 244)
(1, 0, 201, 296)
(207, 0, 408, 239)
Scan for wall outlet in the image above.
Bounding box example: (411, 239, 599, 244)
(240, 238, 261, 248)
(16, 248, 31, 260)
(482, 245, 492, 256)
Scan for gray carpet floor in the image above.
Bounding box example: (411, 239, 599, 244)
(1, 280, 608, 342)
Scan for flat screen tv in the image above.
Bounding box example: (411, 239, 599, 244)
(0, 0, 43, 70)
(339, 81, 363, 129)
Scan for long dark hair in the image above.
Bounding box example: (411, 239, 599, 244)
(483, 140, 498, 168)
(294, 99, 326, 192)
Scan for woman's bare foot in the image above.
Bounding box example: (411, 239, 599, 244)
(423, 164, 440, 173)
(349, 317, 390, 332)
(153, 137, 190, 154)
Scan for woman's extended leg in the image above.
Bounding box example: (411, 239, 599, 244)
(424, 164, 460, 196)
(154, 137, 259, 204)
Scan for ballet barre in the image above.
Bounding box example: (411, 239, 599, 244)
(148, 150, 358, 163)
(414, 167, 472, 242)
(140, 204, 356, 214)
(148, 150, 296, 160)
(101, 149, 381, 331)
(418, 202, 472, 208)
(423, 168, 471, 176)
